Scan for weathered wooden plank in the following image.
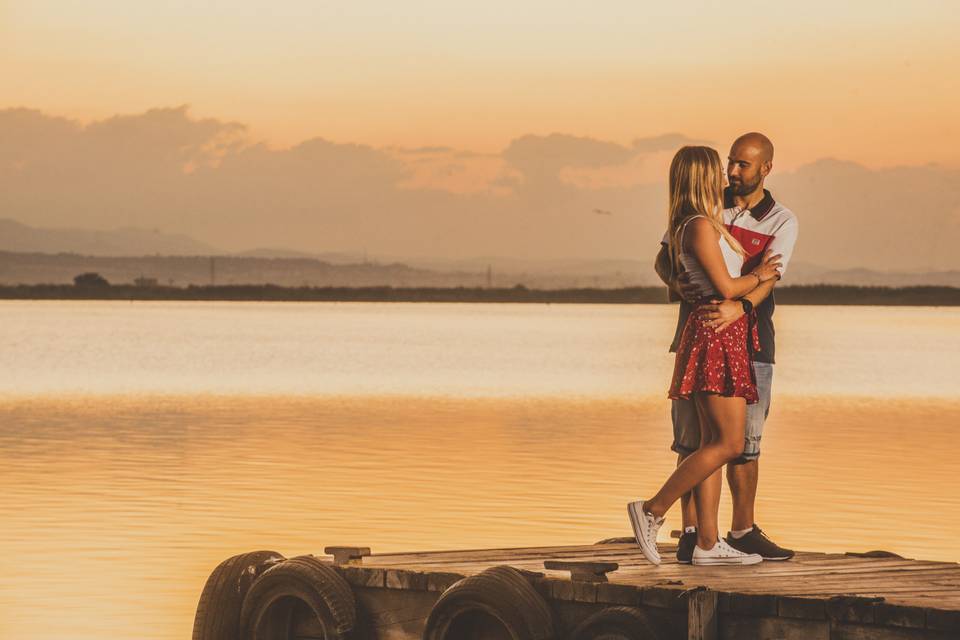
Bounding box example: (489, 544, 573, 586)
(595, 581, 643, 606)
(720, 615, 830, 640)
(727, 592, 779, 617)
(624, 583, 944, 605)
(687, 588, 718, 640)
(372, 565, 960, 609)
(776, 581, 960, 592)
(570, 580, 599, 603)
(614, 560, 956, 577)
(613, 577, 960, 594)
(364, 542, 639, 564)
(543, 559, 619, 582)
(609, 568, 960, 589)
(352, 586, 437, 637)
(826, 595, 884, 624)
(706, 577, 960, 594)
(778, 595, 827, 620)
(829, 623, 957, 640)
(739, 567, 960, 581)
(542, 577, 576, 602)
(691, 562, 955, 579)
(367, 545, 955, 577)
(385, 569, 430, 590)
(641, 585, 689, 610)
(341, 566, 386, 588)
(366, 546, 643, 568)
(744, 563, 957, 577)
(342, 541, 960, 632)
(768, 586, 960, 598)
(925, 606, 960, 631)
(535, 576, 601, 603)
(750, 563, 957, 577)
(425, 571, 464, 592)
(874, 603, 927, 629)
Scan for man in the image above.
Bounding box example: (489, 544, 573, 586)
(654, 132, 799, 563)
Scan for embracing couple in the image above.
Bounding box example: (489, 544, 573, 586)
(628, 133, 799, 566)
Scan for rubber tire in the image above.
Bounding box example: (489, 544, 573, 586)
(192, 550, 286, 640)
(423, 565, 556, 640)
(240, 554, 357, 640)
(568, 606, 660, 640)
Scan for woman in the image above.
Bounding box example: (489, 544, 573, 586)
(628, 146, 782, 566)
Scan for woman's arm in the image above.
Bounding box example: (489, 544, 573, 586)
(686, 217, 781, 299)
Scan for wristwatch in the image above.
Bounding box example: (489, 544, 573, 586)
(740, 298, 754, 314)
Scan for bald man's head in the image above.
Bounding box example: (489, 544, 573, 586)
(733, 132, 774, 163)
(727, 132, 774, 197)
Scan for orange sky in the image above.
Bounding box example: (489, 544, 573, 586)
(2, 1, 958, 169)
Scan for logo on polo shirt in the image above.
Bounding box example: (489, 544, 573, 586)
(751, 238, 761, 246)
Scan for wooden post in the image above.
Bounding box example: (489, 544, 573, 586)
(324, 546, 371, 566)
(687, 587, 718, 640)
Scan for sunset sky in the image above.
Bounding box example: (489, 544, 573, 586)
(3, 1, 957, 168)
(1, 2, 959, 268)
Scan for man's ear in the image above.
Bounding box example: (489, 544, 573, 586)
(761, 161, 773, 178)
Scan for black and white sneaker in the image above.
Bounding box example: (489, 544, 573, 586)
(677, 530, 697, 564)
(725, 524, 794, 561)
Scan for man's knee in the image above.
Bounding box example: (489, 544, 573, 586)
(729, 452, 760, 468)
(671, 398, 700, 455)
(727, 457, 758, 480)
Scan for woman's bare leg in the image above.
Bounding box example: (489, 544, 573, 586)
(693, 468, 722, 548)
(644, 393, 746, 519)
(692, 396, 722, 549)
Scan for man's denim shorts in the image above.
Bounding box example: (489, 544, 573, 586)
(670, 361, 773, 464)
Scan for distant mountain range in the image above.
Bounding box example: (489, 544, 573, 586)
(784, 263, 960, 288)
(1, 218, 957, 288)
(0, 218, 217, 256)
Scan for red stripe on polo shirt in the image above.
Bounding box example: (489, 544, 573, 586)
(726, 224, 773, 273)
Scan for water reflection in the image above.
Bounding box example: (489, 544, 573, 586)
(1, 394, 958, 640)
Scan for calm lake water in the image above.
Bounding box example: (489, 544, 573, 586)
(0, 301, 958, 640)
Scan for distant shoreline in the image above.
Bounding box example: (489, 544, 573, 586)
(1, 284, 958, 305)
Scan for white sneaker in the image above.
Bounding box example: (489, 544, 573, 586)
(627, 500, 663, 565)
(692, 538, 763, 566)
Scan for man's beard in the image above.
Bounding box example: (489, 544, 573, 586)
(728, 174, 762, 196)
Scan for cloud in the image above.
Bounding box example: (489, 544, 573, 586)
(1, 106, 247, 231)
(502, 133, 636, 186)
(0, 108, 81, 166)
(83, 105, 247, 166)
(631, 133, 711, 152)
(388, 145, 455, 155)
(1, 105, 958, 270)
(502, 132, 714, 191)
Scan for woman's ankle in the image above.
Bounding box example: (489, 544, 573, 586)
(696, 534, 718, 549)
(643, 500, 665, 519)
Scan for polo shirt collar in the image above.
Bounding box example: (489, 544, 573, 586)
(724, 187, 775, 221)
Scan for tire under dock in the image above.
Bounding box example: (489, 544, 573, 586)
(193, 539, 960, 640)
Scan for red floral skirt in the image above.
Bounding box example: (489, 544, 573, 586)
(668, 304, 759, 404)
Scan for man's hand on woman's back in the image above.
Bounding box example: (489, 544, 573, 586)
(655, 244, 700, 303)
(701, 299, 745, 331)
(675, 271, 701, 303)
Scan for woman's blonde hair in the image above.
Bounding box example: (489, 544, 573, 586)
(666, 146, 744, 273)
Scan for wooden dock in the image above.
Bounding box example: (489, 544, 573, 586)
(193, 538, 960, 640)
